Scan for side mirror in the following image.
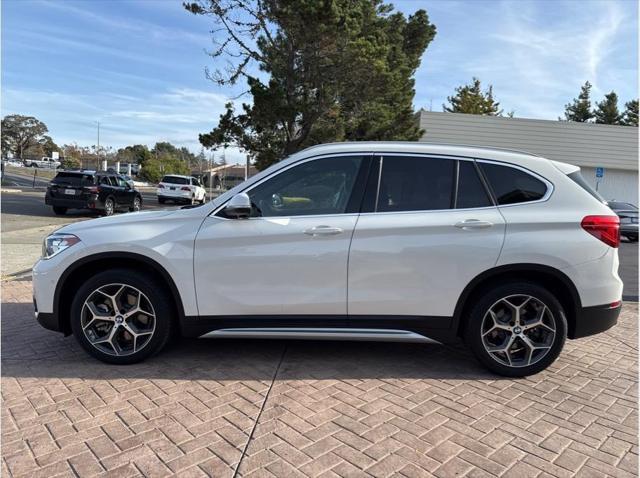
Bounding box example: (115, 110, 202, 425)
(224, 193, 251, 219)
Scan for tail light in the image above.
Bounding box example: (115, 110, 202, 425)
(85, 186, 99, 194)
(158, 184, 165, 189)
(581, 215, 620, 248)
(181, 186, 191, 191)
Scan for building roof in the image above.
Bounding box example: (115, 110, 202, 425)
(418, 111, 638, 171)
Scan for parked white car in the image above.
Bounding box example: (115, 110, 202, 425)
(33, 142, 623, 376)
(157, 175, 206, 205)
(26, 156, 61, 168)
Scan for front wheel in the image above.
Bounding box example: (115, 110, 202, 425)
(70, 269, 173, 364)
(129, 196, 141, 212)
(464, 282, 567, 377)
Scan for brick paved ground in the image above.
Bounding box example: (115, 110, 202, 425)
(2, 280, 638, 477)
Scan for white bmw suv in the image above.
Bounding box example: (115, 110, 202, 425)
(33, 143, 622, 376)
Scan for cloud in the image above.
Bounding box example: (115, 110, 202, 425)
(411, 0, 636, 119)
(37, 0, 212, 47)
(1, 86, 242, 161)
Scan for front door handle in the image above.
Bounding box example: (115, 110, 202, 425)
(454, 219, 493, 230)
(304, 225, 344, 236)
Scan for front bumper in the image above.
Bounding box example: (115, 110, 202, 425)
(571, 302, 621, 339)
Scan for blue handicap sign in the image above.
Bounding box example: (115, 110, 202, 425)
(595, 167, 604, 179)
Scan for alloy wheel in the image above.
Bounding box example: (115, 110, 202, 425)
(81, 283, 156, 356)
(481, 294, 556, 368)
(105, 199, 114, 216)
(133, 198, 141, 211)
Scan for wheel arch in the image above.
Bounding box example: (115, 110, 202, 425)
(54, 252, 185, 335)
(453, 264, 582, 339)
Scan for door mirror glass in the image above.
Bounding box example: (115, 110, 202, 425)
(224, 193, 252, 219)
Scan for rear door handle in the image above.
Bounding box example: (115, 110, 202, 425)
(304, 225, 344, 236)
(454, 219, 493, 229)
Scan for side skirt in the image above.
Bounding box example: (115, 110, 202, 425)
(180, 315, 457, 344)
(201, 328, 441, 343)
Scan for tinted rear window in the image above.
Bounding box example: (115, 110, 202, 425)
(456, 161, 492, 208)
(567, 171, 605, 203)
(377, 156, 454, 212)
(52, 172, 95, 186)
(479, 163, 547, 205)
(162, 176, 189, 185)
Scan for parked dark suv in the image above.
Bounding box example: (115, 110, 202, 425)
(45, 170, 143, 216)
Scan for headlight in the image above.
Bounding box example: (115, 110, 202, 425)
(42, 234, 81, 259)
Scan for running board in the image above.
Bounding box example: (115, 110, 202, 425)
(199, 328, 441, 344)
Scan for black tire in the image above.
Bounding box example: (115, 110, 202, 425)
(70, 269, 173, 364)
(52, 206, 67, 215)
(103, 197, 115, 216)
(158, 197, 166, 204)
(129, 196, 142, 212)
(464, 282, 567, 377)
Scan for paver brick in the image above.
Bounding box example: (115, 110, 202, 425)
(1, 280, 638, 477)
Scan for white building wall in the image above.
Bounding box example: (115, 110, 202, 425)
(581, 167, 638, 204)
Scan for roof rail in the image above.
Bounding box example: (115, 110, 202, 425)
(298, 141, 544, 159)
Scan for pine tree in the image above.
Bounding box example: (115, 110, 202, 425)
(562, 81, 594, 122)
(186, 1, 437, 170)
(443, 78, 502, 115)
(594, 91, 623, 124)
(621, 99, 639, 127)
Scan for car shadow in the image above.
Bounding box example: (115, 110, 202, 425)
(2, 300, 502, 381)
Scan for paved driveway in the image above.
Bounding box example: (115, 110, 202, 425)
(2, 280, 638, 477)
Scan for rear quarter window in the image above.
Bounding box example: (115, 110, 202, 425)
(479, 163, 547, 205)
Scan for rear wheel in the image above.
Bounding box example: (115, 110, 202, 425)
(103, 197, 115, 216)
(52, 206, 67, 215)
(158, 197, 166, 204)
(70, 269, 173, 364)
(464, 282, 567, 377)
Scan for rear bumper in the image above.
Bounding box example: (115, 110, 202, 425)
(45, 194, 104, 210)
(570, 302, 621, 339)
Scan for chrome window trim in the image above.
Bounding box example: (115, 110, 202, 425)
(210, 150, 554, 218)
(475, 158, 554, 207)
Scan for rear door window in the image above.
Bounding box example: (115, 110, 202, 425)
(479, 162, 547, 205)
(456, 161, 492, 208)
(376, 156, 454, 212)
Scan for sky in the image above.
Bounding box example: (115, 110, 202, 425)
(2, 0, 638, 164)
